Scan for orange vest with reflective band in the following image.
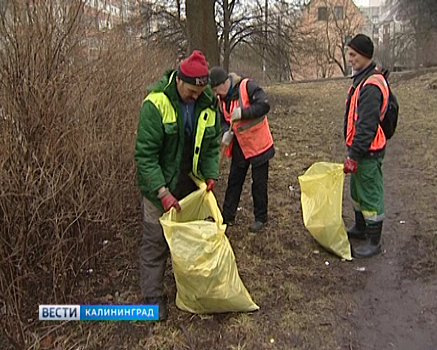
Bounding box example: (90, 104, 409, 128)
(220, 79, 274, 159)
(346, 74, 389, 152)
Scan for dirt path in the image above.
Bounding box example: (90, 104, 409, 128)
(346, 137, 437, 350)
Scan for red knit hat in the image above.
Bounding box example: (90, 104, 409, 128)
(177, 50, 209, 86)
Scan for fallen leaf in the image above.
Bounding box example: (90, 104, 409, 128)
(41, 335, 53, 349)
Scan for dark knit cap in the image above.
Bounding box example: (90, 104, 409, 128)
(347, 34, 374, 59)
(177, 50, 209, 86)
(209, 67, 229, 87)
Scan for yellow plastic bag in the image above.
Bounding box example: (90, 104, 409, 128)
(298, 162, 352, 260)
(159, 180, 259, 314)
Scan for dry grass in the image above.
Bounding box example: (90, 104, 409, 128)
(0, 1, 177, 348)
(1, 1, 437, 349)
(389, 69, 437, 277)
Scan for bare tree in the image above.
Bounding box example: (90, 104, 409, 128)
(215, 0, 264, 71)
(139, 0, 219, 64)
(215, 0, 235, 71)
(376, 31, 415, 70)
(139, 0, 187, 57)
(215, 0, 304, 80)
(396, 0, 437, 67)
(138, 0, 305, 81)
(247, 1, 302, 81)
(297, 0, 363, 78)
(397, 0, 437, 32)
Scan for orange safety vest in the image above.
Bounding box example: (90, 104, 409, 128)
(345, 74, 389, 152)
(220, 79, 274, 159)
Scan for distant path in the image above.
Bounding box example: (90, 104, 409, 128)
(346, 137, 437, 350)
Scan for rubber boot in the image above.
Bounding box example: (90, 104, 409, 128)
(347, 211, 366, 240)
(352, 222, 382, 259)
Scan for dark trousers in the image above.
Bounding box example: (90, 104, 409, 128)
(223, 159, 269, 223)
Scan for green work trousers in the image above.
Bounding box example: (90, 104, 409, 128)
(350, 156, 385, 224)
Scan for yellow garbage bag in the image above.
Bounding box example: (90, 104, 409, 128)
(298, 162, 352, 260)
(159, 180, 259, 314)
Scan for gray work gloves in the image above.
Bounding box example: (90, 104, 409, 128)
(221, 129, 234, 146)
(231, 107, 242, 123)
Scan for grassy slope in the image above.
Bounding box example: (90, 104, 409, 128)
(19, 69, 437, 350)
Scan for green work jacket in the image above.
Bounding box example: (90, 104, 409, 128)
(134, 70, 220, 211)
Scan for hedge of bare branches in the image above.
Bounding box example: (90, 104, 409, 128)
(0, 1, 176, 348)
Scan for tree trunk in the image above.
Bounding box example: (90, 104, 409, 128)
(222, 0, 230, 71)
(186, 0, 220, 67)
(263, 0, 268, 80)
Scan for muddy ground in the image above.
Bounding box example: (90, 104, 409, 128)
(12, 68, 437, 350)
(341, 69, 437, 350)
(265, 68, 437, 350)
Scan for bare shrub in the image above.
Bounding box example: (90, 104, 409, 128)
(0, 1, 177, 348)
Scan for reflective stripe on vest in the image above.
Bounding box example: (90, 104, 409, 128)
(145, 91, 216, 178)
(192, 107, 216, 178)
(345, 74, 389, 152)
(219, 78, 273, 159)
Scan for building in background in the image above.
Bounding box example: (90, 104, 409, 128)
(359, 0, 437, 70)
(359, 0, 384, 44)
(377, 1, 412, 70)
(296, 0, 365, 79)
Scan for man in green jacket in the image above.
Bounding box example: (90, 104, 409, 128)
(134, 50, 221, 320)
